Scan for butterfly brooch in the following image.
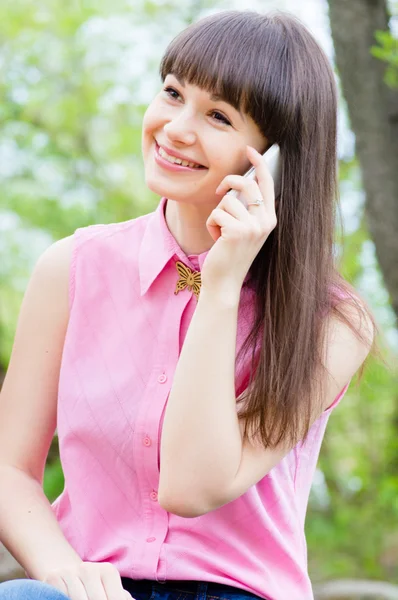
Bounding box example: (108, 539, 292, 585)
(174, 261, 202, 299)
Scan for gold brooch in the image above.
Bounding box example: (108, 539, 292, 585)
(174, 261, 202, 299)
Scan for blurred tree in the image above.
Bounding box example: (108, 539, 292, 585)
(308, 0, 398, 584)
(327, 0, 398, 319)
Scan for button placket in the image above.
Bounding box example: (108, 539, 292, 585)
(137, 289, 190, 576)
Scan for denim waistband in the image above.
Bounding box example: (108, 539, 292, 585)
(121, 577, 262, 598)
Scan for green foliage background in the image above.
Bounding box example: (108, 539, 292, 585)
(371, 0, 398, 87)
(0, 0, 397, 585)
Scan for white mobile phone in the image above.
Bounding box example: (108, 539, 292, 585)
(228, 144, 281, 205)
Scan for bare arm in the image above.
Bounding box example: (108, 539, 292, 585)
(158, 286, 242, 516)
(0, 236, 82, 580)
(158, 286, 374, 518)
(0, 235, 149, 600)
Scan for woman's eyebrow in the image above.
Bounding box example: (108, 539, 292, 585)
(170, 73, 245, 121)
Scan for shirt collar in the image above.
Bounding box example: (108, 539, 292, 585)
(139, 197, 211, 296)
(138, 196, 252, 297)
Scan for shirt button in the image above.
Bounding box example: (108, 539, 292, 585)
(146, 537, 156, 543)
(150, 491, 158, 501)
(158, 373, 167, 384)
(143, 436, 152, 447)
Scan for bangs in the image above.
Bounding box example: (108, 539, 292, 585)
(159, 11, 287, 138)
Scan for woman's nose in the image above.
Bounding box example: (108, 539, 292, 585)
(163, 112, 197, 145)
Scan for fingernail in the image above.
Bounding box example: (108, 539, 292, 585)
(247, 145, 259, 154)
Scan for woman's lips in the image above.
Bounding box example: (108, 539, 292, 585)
(154, 142, 207, 173)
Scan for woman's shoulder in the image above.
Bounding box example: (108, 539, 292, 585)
(325, 277, 376, 368)
(34, 235, 75, 284)
(70, 213, 151, 257)
(328, 278, 374, 325)
(30, 219, 136, 310)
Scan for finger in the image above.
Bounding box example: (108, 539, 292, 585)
(60, 574, 89, 600)
(216, 174, 259, 199)
(219, 193, 252, 223)
(246, 145, 275, 204)
(206, 207, 243, 241)
(100, 564, 129, 600)
(217, 175, 272, 217)
(227, 150, 276, 222)
(44, 574, 69, 597)
(218, 176, 272, 226)
(79, 570, 107, 600)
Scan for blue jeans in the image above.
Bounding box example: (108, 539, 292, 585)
(0, 580, 69, 599)
(0, 578, 264, 600)
(121, 578, 264, 600)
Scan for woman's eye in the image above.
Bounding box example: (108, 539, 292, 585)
(211, 111, 231, 126)
(163, 86, 180, 100)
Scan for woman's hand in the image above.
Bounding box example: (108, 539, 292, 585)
(43, 562, 131, 600)
(202, 145, 277, 299)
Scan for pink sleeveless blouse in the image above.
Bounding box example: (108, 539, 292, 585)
(51, 196, 349, 600)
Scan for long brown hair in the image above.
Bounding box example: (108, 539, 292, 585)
(159, 10, 380, 449)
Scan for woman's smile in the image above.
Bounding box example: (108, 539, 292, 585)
(154, 141, 208, 173)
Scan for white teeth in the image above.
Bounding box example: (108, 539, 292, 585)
(158, 146, 202, 169)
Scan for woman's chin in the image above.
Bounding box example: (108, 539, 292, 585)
(144, 165, 213, 202)
(144, 175, 166, 197)
(145, 178, 193, 201)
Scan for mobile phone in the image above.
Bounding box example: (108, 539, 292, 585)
(227, 144, 281, 205)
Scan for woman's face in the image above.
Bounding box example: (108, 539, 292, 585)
(142, 73, 267, 207)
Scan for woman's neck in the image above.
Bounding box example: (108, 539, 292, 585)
(164, 197, 216, 256)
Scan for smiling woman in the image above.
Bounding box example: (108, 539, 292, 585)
(0, 8, 378, 600)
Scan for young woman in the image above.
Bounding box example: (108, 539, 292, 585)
(0, 9, 376, 600)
